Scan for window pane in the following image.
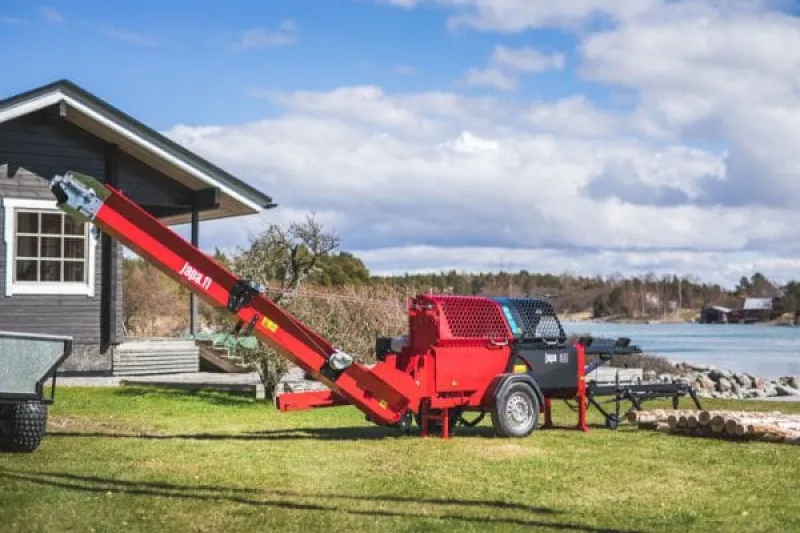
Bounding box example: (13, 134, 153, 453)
(64, 238, 85, 259)
(41, 261, 61, 282)
(16, 236, 38, 258)
(64, 216, 84, 236)
(64, 261, 85, 282)
(41, 237, 62, 258)
(17, 212, 38, 233)
(15, 260, 38, 281)
(41, 213, 62, 235)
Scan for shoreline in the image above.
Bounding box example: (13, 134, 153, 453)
(561, 313, 798, 327)
(642, 359, 800, 402)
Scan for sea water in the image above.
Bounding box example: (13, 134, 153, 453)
(561, 322, 800, 380)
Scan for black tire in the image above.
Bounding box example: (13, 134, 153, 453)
(605, 414, 619, 430)
(491, 381, 539, 438)
(0, 401, 48, 453)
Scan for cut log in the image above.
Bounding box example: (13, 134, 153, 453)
(629, 408, 800, 445)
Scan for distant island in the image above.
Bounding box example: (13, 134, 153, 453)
(368, 271, 800, 327)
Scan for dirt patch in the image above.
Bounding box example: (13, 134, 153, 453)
(48, 415, 156, 435)
(467, 441, 546, 460)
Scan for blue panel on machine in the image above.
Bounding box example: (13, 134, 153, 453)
(491, 297, 566, 341)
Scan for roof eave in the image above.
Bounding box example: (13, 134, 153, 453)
(0, 80, 276, 213)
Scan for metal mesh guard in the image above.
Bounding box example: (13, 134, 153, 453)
(492, 297, 566, 340)
(426, 295, 511, 340)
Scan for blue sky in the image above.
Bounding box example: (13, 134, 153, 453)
(0, 0, 602, 128)
(3, 1, 800, 286)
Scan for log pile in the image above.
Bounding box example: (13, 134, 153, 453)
(628, 409, 800, 445)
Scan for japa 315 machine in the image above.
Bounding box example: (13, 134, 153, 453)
(0, 170, 698, 447)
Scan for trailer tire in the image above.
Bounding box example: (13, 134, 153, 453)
(491, 381, 539, 438)
(0, 401, 48, 453)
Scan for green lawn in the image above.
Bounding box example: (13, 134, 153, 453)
(1, 386, 798, 533)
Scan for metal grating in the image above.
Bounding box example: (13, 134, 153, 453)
(492, 297, 566, 341)
(427, 295, 512, 340)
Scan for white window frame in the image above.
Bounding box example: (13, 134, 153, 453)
(3, 197, 97, 297)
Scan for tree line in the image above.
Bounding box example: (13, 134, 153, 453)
(124, 215, 800, 331)
(120, 215, 800, 394)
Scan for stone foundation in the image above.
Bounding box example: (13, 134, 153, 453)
(57, 343, 113, 374)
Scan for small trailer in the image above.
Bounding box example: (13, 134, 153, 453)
(0, 331, 72, 452)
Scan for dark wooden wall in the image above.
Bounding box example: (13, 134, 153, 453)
(0, 110, 196, 372)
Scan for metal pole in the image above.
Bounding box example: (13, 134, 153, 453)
(190, 207, 199, 336)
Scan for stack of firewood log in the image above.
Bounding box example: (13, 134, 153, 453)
(628, 409, 800, 445)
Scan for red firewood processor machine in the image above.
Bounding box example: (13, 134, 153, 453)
(42, 171, 700, 440)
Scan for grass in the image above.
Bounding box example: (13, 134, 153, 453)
(1, 387, 799, 533)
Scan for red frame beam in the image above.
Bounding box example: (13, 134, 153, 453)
(276, 390, 349, 411)
(51, 172, 420, 426)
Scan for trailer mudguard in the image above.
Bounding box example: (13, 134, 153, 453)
(485, 373, 544, 411)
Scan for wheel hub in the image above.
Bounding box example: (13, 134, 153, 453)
(505, 393, 532, 427)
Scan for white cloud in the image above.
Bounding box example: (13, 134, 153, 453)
(464, 67, 518, 91)
(465, 44, 564, 91)
(381, 0, 661, 31)
(492, 45, 565, 73)
(354, 246, 800, 288)
(226, 19, 299, 51)
(99, 25, 160, 46)
(393, 64, 417, 76)
(163, 78, 800, 288)
(0, 16, 27, 26)
(578, 1, 800, 209)
(40, 6, 65, 23)
(157, 0, 800, 288)
(527, 95, 622, 137)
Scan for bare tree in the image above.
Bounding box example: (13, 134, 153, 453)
(232, 213, 339, 303)
(226, 214, 341, 397)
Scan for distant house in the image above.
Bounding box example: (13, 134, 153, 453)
(728, 297, 780, 323)
(699, 305, 732, 324)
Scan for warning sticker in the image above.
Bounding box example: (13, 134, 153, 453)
(261, 317, 279, 333)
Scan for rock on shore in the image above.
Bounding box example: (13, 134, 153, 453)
(645, 363, 800, 400)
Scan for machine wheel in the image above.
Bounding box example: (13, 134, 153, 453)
(0, 401, 48, 453)
(605, 414, 619, 430)
(491, 381, 539, 438)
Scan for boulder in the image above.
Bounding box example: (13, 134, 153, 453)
(709, 368, 733, 382)
(733, 373, 752, 388)
(779, 376, 800, 389)
(695, 374, 716, 391)
(775, 385, 800, 397)
(717, 376, 734, 392)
